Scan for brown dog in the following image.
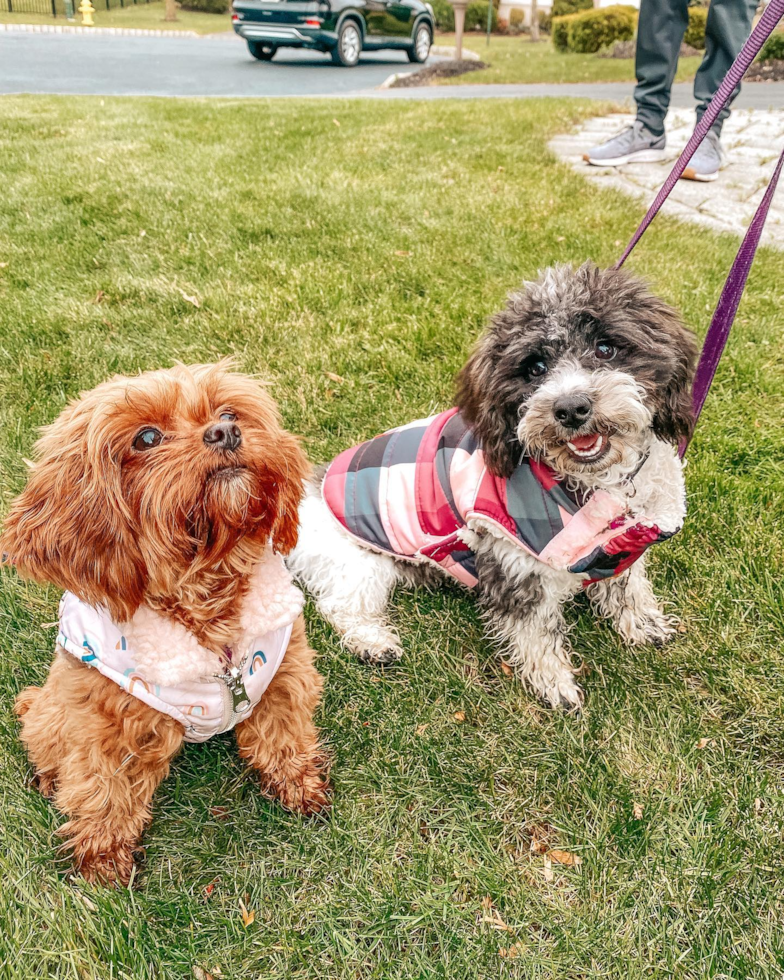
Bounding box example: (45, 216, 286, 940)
(1, 362, 330, 885)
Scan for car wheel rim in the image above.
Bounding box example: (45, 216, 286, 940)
(416, 28, 430, 60)
(342, 25, 360, 62)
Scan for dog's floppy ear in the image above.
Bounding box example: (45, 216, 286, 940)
(652, 374, 696, 446)
(0, 404, 147, 621)
(265, 430, 310, 555)
(456, 333, 520, 478)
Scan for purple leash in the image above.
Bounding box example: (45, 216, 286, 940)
(614, 0, 784, 450)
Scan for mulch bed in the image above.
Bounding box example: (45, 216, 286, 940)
(391, 59, 489, 87)
(744, 59, 784, 81)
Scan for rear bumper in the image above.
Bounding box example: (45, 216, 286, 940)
(234, 21, 336, 48)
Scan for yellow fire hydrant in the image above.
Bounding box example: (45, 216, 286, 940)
(78, 0, 95, 26)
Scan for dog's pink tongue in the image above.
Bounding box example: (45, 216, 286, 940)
(569, 433, 599, 450)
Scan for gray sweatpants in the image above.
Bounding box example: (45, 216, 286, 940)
(634, 0, 758, 136)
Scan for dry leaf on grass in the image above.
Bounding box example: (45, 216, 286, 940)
(527, 821, 556, 854)
(453, 711, 466, 722)
(238, 899, 255, 928)
(203, 879, 217, 899)
(500, 661, 513, 677)
(178, 288, 201, 308)
(93, 290, 105, 304)
(547, 849, 582, 867)
(332, 118, 341, 127)
(696, 737, 713, 750)
(632, 802, 644, 820)
(481, 910, 514, 933)
(499, 944, 523, 959)
(394, 250, 411, 257)
(209, 806, 230, 820)
(481, 895, 493, 910)
(0, 262, 8, 268)
(542, 854, 554, 883)
(324, 371, 345, 384)
(192, 968, 215, 980)
(415, 724, 428, 736)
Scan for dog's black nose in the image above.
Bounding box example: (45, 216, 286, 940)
(553, 394, 593, 430)
(203, 421, 242, 452)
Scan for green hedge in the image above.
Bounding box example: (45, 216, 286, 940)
(684, 6, 707, 49)
(760, 30, 784, 61)
(430, 0, 454, 29)
(557, 4, 636, 54)
(180, 0, 229, 11)
(552, 0, 592, 16)
(465, 0, 498, 30)
(552, 11, 579, 51)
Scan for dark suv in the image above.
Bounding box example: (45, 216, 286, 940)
(232, 0, 434, 67)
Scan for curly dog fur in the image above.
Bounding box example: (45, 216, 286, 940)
(290, 264, 698, 711)
(2, 362, 330, 885)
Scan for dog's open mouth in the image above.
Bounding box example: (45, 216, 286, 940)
(565, 432, 610, 463)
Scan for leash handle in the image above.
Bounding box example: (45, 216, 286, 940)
(682, 144, 784, 450)
(616, 0, 784, 269)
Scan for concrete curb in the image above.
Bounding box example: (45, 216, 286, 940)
(378, 70, 416, 89)
(0, 22, 200, 36)
(430, 44, 480, 60)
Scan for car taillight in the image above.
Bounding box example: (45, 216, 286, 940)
(304, 17, 322, 25)
(231, 12, 238, 19)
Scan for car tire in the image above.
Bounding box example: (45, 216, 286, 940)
(407, 22, 431, 63)
(248, 41, 277, 61)
(331, 19, 362, 66)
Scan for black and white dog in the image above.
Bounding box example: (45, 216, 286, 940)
(290, 264, 697, 710)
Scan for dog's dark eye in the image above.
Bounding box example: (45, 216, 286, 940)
(523, 358, 548, 380)
(594, 342, 616, 361)
(132, 428, 163, 451)
(219, 412, 236, 422)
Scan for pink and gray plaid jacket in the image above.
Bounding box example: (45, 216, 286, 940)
(322, 408, 674, 588)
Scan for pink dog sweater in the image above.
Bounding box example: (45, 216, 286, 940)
(322, 408, 675, 587)
(57, 550, 304, 742)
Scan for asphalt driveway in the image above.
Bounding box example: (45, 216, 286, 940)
(2, 29, 783, 104)
(0, 30, 427, 97)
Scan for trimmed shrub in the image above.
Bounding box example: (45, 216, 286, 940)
(538, 9, 552, 33)
(552, 12, 578, 51)
(430, 0, 455, 30)
(497, 16, 509, 32)
(684, 6, 707, 50)
(566, 4, 636, 53)
(509, 7, 525, 28)
(180, 0, 228, 12)
(465, 0, 498, 31)
(552, 0, 591, 16)
(760, 30, 784, 61)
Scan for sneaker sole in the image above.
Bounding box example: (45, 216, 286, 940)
(681, 166, 719, 182)
(582, 148, 667, 167)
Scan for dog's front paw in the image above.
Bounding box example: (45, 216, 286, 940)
(263, 752, 332, 818)
(346, 625, 403, 665)
(618, 608, 677, 648)
(69, 842, 137, 887)
(546, 676, 584, 714)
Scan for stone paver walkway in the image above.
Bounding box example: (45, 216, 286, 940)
(549, 108, 784, 248)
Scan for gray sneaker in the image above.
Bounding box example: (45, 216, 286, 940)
(682, 130, 724, 182)
(583, 120, 667, 167)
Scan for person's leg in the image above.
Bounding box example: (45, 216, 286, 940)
(634, 0, 690, 135)
(694, 0, 758, 135)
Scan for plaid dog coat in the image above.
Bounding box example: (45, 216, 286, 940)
(322, 408, 675, 588)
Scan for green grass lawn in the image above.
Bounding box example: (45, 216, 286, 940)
(0, 2, 231, 32)
(1, 95, 783, 979)
(434, 34, 702, 85)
